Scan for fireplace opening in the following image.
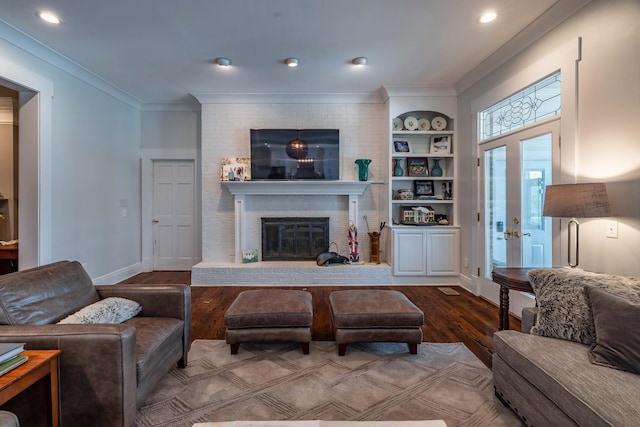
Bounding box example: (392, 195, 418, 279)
(262, 217, 329, 261)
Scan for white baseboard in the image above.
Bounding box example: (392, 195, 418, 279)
(92, 262, 144, 285)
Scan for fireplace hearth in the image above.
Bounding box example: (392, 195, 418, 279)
(262, 217, 329, 261)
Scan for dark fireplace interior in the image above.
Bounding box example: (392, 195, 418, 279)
(262, 217, 329, 261)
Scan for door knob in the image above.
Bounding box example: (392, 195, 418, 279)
(153, 218, 159, 223)
(504, 230, 512, 240)
(512, 231, 520, 238)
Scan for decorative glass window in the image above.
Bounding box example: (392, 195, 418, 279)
(479, 71, 561, 141)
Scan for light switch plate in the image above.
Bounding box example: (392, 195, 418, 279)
(606, 220, 618, 239)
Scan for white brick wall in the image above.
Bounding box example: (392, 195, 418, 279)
(201, 102, 388, 263)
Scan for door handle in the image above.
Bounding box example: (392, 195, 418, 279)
(523, 232, 531, 236)
(153, 218, 159, 223)
(504, 230, 512, 240)
(512, 231, 520, 238)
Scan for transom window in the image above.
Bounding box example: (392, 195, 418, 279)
(479, 71, 561, 141)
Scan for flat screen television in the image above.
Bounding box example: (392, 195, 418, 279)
(250, 129, 339, 180)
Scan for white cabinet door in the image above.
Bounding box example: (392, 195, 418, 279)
(392, 229, 427, 275)
(426, 229, 460, 276)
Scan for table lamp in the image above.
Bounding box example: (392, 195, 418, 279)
(542, 183, 611, 268)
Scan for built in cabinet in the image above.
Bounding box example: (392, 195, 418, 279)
(391, 228, 460, 276)
(388, 108, 459, 277)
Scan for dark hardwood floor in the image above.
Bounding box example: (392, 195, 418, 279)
(119, 271, 521, 369)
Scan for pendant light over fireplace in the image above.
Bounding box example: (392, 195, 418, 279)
(285, 130, 309, 160)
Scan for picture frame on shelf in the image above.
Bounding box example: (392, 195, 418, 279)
(414, 180, 434, 197)
(407, 158, 428, 177)
(393, 140, 412, 153)
(430, 136, 451, 154)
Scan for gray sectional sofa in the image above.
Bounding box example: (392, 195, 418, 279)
(0, 261, 191, 427)
(493, 268, 640, 426)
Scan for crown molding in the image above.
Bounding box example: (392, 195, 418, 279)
(191, 92, 384, 105)
(0, 19, 142, 109)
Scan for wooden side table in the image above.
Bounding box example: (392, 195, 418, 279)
(0, 350, 61, 427)
(491, 268, 534, 331)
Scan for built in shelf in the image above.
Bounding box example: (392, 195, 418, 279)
(222, 180, 370, 196)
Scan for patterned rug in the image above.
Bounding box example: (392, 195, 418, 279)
(133, 340, 522, 427)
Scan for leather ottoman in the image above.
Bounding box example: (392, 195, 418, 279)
(329, 290, 424, 356)
(224, 289, 313, 354)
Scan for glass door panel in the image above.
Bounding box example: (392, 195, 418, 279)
(480, 120, 559, 278)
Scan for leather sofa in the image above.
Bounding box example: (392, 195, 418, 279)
(0, 261, 191, 427)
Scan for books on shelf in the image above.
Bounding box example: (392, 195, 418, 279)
(0, 355, 28, 376)
(0, 343, 25, 364)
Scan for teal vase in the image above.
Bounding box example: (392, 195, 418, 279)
(431, 159, 443, 177)
(393, 159, 404, 176)
(355, 159, 372, 181)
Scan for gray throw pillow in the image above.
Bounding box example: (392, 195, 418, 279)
(527, 268, 640, 344)
(57, 297, 141, 324)
(585, 286, 640, 374)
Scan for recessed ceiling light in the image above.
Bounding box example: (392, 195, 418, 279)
(285, 58, 299, 68)
(478, 11, 497, 24)
(352, 57, 368, 66)
(215, 57, 231, 67)
(37, 11, 62, 24)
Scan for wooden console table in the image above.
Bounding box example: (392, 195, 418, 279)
(0, 350, 61, 427)
(491, 268, 534, 331)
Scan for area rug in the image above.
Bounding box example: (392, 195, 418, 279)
(133, 340, 522, 427)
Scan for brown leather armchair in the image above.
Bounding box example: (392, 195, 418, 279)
(0, 261, 191, 427)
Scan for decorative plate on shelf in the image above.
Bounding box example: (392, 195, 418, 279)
(404, 116, 419, 131)
(392, 117, 404, 131)
(431, 116, 448, 131)
(418, 118, 431, 131)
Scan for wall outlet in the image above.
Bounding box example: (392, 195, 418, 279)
(605, 220, 618, 239)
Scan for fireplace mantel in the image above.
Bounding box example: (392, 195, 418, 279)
(222, 181, 371, 263)
(222, 180, 370, 196)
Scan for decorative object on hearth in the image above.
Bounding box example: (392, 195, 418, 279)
(241, 249, 258, 263)
(348, 222, 359, 264)
(367, 221, 385, 264)
(354, 158, 371, 181)
(316, 242, 349, 266)
(542, 183, 611, 268)
(393, 159, 404, 176)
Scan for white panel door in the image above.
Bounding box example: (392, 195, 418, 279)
(153, 160, 195, 270)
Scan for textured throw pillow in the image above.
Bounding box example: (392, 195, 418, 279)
(58, 297, 141, 324)
(527, 268, 640, 344)
(585, 286, 640, 374)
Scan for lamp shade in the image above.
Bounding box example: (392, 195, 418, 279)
(543, 183, 611, 218)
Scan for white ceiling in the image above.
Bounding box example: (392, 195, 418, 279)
(0, 0, 590, 105)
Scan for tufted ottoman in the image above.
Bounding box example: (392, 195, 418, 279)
(329, 290, 424, 356)
(224, 289, 313, 354)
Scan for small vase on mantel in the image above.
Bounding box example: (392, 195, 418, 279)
(355, 159, 372, 181)
(430, 159, 443, 177)
(393, 159, 404, 176)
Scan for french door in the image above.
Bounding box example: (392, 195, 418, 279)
(480, 120, 560, 276)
